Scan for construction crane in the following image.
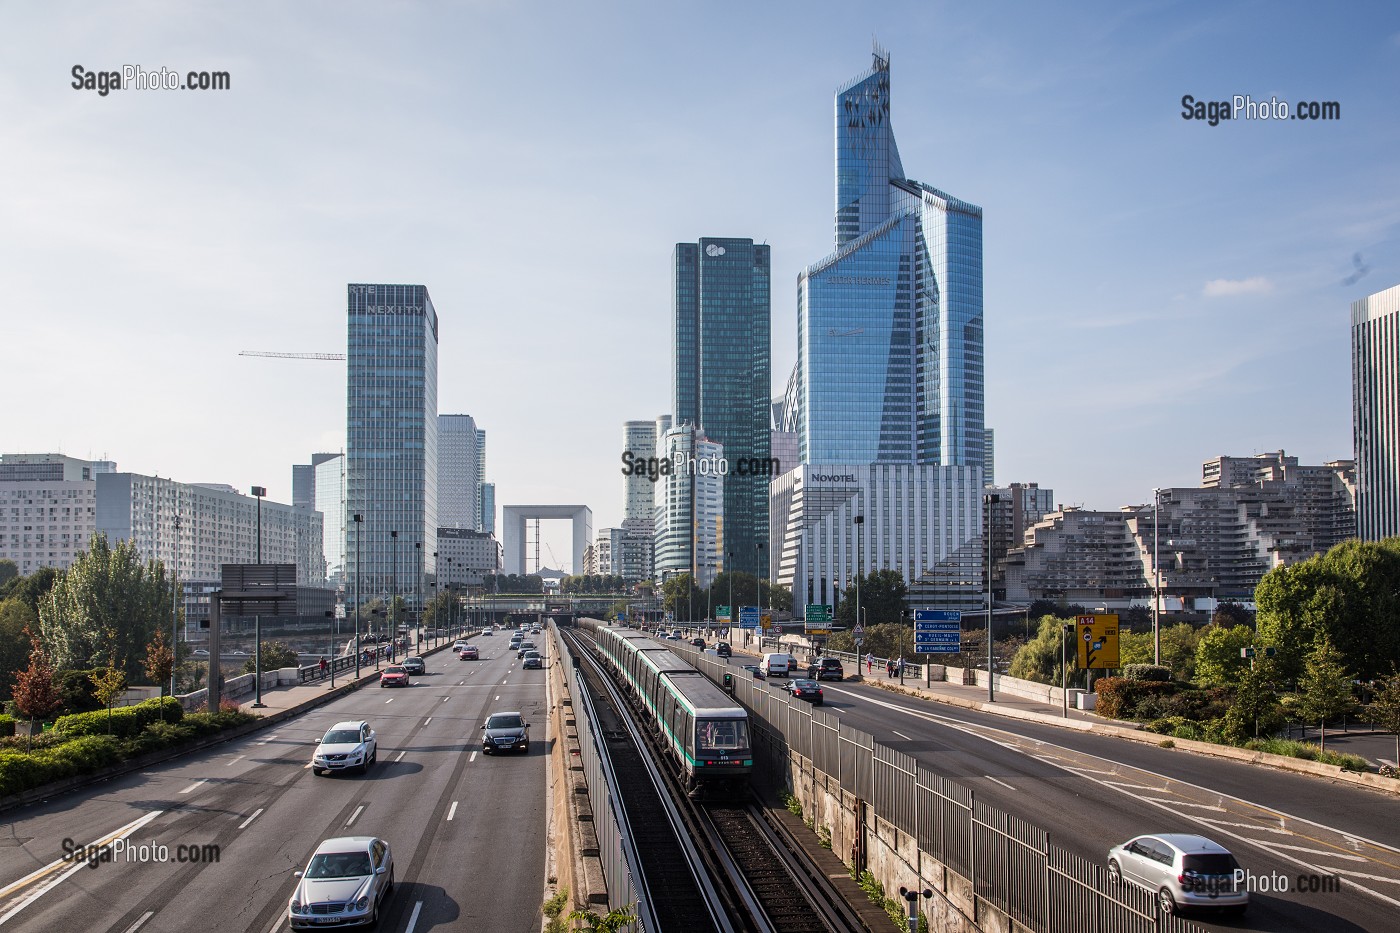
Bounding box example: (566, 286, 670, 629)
(239, 350, 345, 360)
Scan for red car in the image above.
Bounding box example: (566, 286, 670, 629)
(458, 645, 479, 660)
(380, 665, 410, 687)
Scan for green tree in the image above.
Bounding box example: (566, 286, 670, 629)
(1193, 624, 1255, 687)
(1296, 637, 1356, 753)
(1365, 671, 1400, 772)
(243, 640, 299, 673)
(90, 662, 127, 734)
(0, 566, 59, 615)
(0, 596, 38, 701)
(38, 532, 174, 677)
(708, 571, 760, 614)
(12, 628, 62, 750)
(1008, 617, 1073, 685)
(834, 569, 907, 627)
(662, 573, 702, 620)
(0, 559, 17, 589)
(1158, 623, 1203, 682)
(421, 590, 457, 630)
(144, 628, 175, 721)
(1223, 659, 1283, 744)
(766, 582, 792, 612)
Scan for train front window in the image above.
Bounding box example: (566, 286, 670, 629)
(697, 719, 748, 753)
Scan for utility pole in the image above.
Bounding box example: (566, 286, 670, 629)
(171, 512, 181, 701)
(251, 486, 266, 708)
(985, 493, 999, 703)
(354, 514, 363, 679)
(853, 515, 864, 656)
(1153, 488, 1162, 666)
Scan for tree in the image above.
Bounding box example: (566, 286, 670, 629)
(12, 628, 62, 750)
(1008, 617, 1073, 685)
(90, 662, 127, 734)
(0, 596, 38, 701)
(38, 532, 174, 678)
(243, 640, 299, 674)
(1223, 659, 1283, 744)
(1158, 623, 1203, 682)
(144, 628, 175, 720)
(661, 574, 702, 620)
(1295, 637, 1356, 753)
(421, 590, 457, 630)
(0, 566, 59, 615)
(1193, 624, 1255, 687)
(0, 559, 17, 589)
(834, 569, 907, 627)
(1366, 671, 1400, 772)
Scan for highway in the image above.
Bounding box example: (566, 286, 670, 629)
(710, 650, 1400, 932)
(0, 632, 549, 932)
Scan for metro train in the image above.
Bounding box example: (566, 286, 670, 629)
(582, 619, 752, 795)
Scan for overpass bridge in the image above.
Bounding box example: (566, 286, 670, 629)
(462, 594, 661, 626)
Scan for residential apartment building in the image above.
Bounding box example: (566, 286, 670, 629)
(0, 454, 108, 574)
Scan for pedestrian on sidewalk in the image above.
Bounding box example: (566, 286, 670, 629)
(896, 657, 904, 679)
(866, 653, 873, 674)
(886, 659, 895, 678)
(319, 656, 328, 677)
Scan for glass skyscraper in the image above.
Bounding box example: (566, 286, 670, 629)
(796, 49, 984, 469)
(346, 283, 438, 603)
(672, 238, 771, 578)
(438, 414, 481, 530)
(1353, 283, 1400, 540)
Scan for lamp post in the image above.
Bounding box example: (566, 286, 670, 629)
(1061, 623, 1072, 717)
(756, 540, 766, 647)
(985, 493, 1000, 703)
(1152, 488, 1162, 666)
(853, 515, 864, 652)
(391, 530, 399, 645)
(415, 541, 423, 653)
(445, 556, 454, 635)
(728, 550, 735, 645)
(171, 512, 181, 701)
(353, 514, 363, 679)
(251, 485, 267, 708)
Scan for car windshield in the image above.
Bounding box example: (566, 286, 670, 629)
(384, 667, 405, 674)
(487, 714, 523, 729)
(306, 850, 372, 879)
(1183, 853, 1237, 875)
(697, 719, 748, 753)
(322, 730, 361, 745)
(793, 680, 817, 688)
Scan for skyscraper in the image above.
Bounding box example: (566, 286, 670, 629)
(795, 48, 984, 469)
(1353, 283, 1400, 540)
(346, 283, 438, 600)
(672, 237, 771, 577)
(438, 414, 481, 530)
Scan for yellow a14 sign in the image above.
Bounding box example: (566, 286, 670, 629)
(1076, 614, 1120, 669)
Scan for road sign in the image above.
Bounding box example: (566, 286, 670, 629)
(852, 622, 864, 639)
(1075, 614, 1120, 669)
(912, 609, 961, 653)
(761, 613, 774, 631)
(739, 606, 759, 629)
(716, 605, 731, 622)
(914, 610, 961, 622)
(805, 604, 833, 623)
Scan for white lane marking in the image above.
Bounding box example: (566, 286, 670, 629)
(442, 696, 448, 702)
(1102, 780, 1166, 791)
(891, 730, 912, 740)
(180, 779, 208, 795)
(447, 801, 458, 821)
(385, 698, 394, 704)
(303, 763, 312, 769)
(346, 805, 365, 827)
(425, 717, 432, 725)
(984, 775, 1016, 791)
(395, 751, 406, 762)
(1064, 765, 1117, 775)
(226, 755, 245, 767)
(0, 809, 163, 920)
(469, 751, 477, 762)
(239, 808, 265, 830)
(495, 695, 500, 701)
(1256, 841, 1368, 862)
(1143, 797, 1225, 812)
(256, 734, 280, 745)
(404, 900, 424, 933)
(120, 911, 155, 933)
(1331, 867, 1400, 886)
(1193, 817, 1292, 836)
(459, 681, 465, 685)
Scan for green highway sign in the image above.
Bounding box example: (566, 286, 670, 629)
(805, 604, 833, 623)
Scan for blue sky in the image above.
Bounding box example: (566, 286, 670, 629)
(4, 2, 1398, 572)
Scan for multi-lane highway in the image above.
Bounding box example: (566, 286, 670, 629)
(709, 647, 1400, 932)
(0, 632, 549, 932)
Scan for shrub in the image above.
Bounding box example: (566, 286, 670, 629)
(1123, 664, 1171, 682)
(54, 669, 105, 714)
(1242, 738, 1370, 771)
(1158, 739, 1175, 748)
(1094, 678, 1177, 720)
(53, 705, 144, 739)
(0, 715, 14, 737)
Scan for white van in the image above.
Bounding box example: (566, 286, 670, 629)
(761, 652, 795, 678)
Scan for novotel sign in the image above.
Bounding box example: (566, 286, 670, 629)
(809, 473, 858, 483)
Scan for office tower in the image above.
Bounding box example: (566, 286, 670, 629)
(346, 284, 439, 601)
(795, 48, 984, 469)
(315, 454, 346, 584)
(1353, 283, 1400, 540)
(653, 423, 724, 588)
(438, 414, 481, 530)
(478, 483, 495, 535)
(672, 238, 771, 577)
(292, 453, 339, 512)
(475, 428, 488, 529)
(983, 429, 995, 486)
(436, 527, 500, 587)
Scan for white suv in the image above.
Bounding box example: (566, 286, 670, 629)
(311, 721, 378, 776)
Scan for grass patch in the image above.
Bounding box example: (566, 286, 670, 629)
(1242, 738, 1370, 771)
(855, 870, 927, 933)
(542, 887, 569, 933)
(781, 790, 803, 819)
(1157, 739, 1175, 749)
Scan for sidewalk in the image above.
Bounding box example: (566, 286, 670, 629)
(237, 637, 463, 715)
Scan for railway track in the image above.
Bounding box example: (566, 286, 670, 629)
(564, 627, 872, 932)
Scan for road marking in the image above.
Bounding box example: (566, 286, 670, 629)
(346, 805, 364, 827)
(447, 801, 458, 821)
(1257, 841, 1368, 862)
(459, 680, 465, 685)
(442, 696, 448, 702)
(1143, 797, 1225, 812)
(495, 695, 500, 701)
(1102, 780, 1166, 791)
(303, 763, 312, 769)
(121, 911, 155, 933)
(0, 809, 163, 921)
(425, 717, 432, 725)
(469, 751, 477, 762)
(1331, 867, 1400, 886)
(1193, 817, 1291, 836)
(180, 779, 208, 795)
(256, 734, 280, 745)
(239, 808, 264, 830)
(385, 698, 394, 704)
(1064, 765, 1117, 775)
(985, 775, 1016, 791)
(226, 755, 245, 766)
(395, 751, 405, 762)
(891, 730, 912, 740)
(405, 900, 424, 933)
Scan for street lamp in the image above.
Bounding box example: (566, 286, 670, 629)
(414, 541, 422, 653)
(985, 493, 1000, 703)
(251, 485, 267, 708)
(1152, 488, 1162, 666)
(728, 550, 735, 644)
(853, 515, 864, 656)
(171, 512, 181, 701)
(391, 530, 399, 641)
(353, 514, 363, 679)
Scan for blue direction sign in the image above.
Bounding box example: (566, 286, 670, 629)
(913, 609, 962, 653)
(739, 606, 760, 629)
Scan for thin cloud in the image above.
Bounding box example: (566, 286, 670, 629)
(1203, 276, 1273, 297)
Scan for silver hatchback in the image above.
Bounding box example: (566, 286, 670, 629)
(1108, 833, 1247, 916)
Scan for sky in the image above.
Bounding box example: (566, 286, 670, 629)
(4, 1, 1399, 573)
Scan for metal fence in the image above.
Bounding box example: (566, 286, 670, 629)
(673, 642, 1207, 933)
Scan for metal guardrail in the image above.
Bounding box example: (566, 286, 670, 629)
(298, 654, 360, 684)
